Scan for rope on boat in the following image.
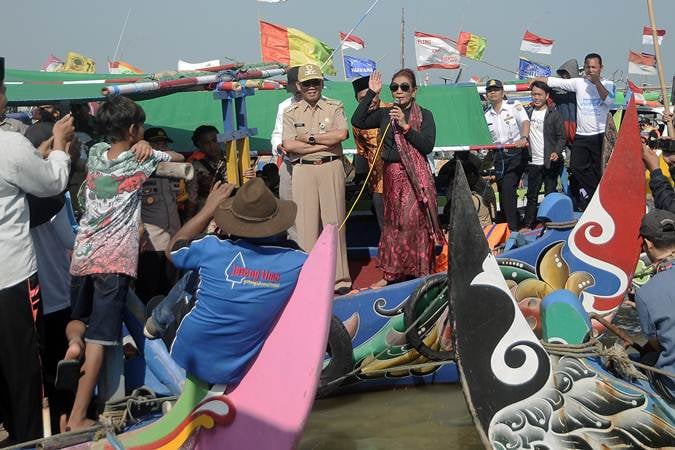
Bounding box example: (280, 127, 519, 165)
(323, 284, 450, 388)
(354, 359, 454, 376)
(338, 122, 391, 232)
(542, 339, 675, 380)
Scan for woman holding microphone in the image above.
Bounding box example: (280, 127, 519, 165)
(352, 69, 444, 288)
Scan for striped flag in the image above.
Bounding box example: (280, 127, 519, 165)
(628, 50, 657, 76)
(520, 31, 554, 55)
(41, 54, 64, 72)
(457, 32, 487, 61)
(339, 32, 365, 50)
(108, 60, 143, 75)
(414, 31, 460, 71)
(642, 26, 665, 46)
(627, 80, 645, 103)
(260, 21, 336, 75)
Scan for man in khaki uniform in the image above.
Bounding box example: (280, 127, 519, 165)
(282, 64, 351, 294)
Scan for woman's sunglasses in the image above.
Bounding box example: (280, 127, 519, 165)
(389, 83, 411, 92)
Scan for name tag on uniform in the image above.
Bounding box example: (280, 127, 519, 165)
(294, 123, 305, 128)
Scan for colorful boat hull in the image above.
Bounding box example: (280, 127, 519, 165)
(450, 98, 675, 449)
(63, 226, 337, 450)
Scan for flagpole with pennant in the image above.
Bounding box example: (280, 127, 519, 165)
(646, 0, 674, 137)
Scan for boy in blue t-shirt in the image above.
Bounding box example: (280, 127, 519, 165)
(636, 209, 675, 402)
(149, 177, 306, 385)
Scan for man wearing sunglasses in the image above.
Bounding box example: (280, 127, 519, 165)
(282, 64, 351, 294)
(484, 79, 530, 231)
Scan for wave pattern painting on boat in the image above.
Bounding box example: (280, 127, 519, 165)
(489, 356, 675, 449)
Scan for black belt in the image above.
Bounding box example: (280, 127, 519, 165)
(295, 155, 341, 165)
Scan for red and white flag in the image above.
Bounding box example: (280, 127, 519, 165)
(628, 50, 657, 76)
(520, 31, 554, 55)
(414, 31, 460, 71)
(627, 79, 645, 102)
(642, 26, 666, 46)
(340, 32, 365, 51)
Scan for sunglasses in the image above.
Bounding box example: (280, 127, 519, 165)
(300, 79, 322, 88)
(389, 83, 411, 92)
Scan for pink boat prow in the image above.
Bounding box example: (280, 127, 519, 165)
(66, 226, 337, 450)
(198, 225, 337, 449)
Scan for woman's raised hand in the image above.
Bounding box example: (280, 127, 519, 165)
(369, 71, 382, 94)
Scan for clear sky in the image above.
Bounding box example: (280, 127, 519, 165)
(3, 0, 675, 89)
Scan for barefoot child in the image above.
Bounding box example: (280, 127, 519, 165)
(59, 96, 183, 430)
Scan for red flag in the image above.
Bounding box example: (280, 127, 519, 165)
(642, 26, 666, 45)
(519, 31, 554, 55)
(339, 32, 365, 50)
(628, 51, 657, 76)
(627, 79, 645, 102)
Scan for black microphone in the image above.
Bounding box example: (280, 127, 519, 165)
(391, 98, 401, 132)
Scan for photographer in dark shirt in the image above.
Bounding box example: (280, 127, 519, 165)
(642, 123, 675, 214)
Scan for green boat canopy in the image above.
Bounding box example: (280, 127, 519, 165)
(5, 68, 494, 151)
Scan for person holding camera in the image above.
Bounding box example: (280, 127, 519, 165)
(0, 57, 75, 443)
(643, 132, 675, 214)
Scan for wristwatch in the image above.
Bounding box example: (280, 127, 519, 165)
(308, 135, 316, 145)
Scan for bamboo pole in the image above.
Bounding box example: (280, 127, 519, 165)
(646, 0, 674, 136)
(400, 8, 405, 69)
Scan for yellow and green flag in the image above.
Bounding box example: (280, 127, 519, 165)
(457, 32, 487, 61)
(260, 21, 336, 75)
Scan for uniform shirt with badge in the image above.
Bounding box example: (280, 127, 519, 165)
(141, 177, 181, 251)
(485, 100, 530, 145)
(282, 97, 349, 160)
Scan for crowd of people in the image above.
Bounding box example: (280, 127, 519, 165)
(1, 50, 674, 445)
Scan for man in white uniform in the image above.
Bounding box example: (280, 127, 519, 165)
(484, 79, 530, 231)
(270, 66, 301, 240)
(533, 53, 615, 210)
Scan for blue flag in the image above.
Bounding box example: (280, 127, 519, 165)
(518, 58, 551, 79)
(343, 55, 376, 79)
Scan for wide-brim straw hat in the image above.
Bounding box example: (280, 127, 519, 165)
(214, 177, 296, 238)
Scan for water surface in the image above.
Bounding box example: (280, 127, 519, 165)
(300, 385, 482, 450)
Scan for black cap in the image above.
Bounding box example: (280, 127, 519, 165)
(144, 127, 174, 143)
(485, 79, 504, 90)
(640, 209, 675, 244)
(25, 122, 55, 147)
(286, 66, 300, 94)
(0, 56, 4, 82)
(352, 76, 370, 96)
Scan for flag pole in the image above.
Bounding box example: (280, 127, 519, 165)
(341, 44, 347, 81)
(400, 8, 405, 69)
(112, 7, 132, 64)
(646, 0, 674, 136)
(257, 4, 264, 61)
(320, 0, 381, 73)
